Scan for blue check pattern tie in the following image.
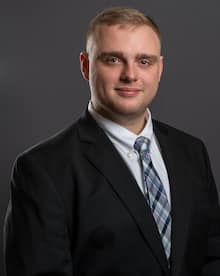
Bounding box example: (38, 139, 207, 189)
(134, 136, 171, 260)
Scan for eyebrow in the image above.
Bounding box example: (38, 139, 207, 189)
(97, 51, 159, 61)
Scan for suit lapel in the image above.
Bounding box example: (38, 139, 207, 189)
(77, 111, 170, 275)
(153, 121, 193, 276)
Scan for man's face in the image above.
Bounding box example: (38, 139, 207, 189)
(80, 24, 163, 125)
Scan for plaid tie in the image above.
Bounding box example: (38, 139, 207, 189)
(134, 136, 171, 260)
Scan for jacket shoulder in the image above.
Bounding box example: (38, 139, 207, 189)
(153, 119, 204, 145)
(15, 118, 81, 167)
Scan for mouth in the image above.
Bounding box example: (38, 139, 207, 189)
(115, 87, 141, 97)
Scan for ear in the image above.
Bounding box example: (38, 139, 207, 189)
(79, 51, 89, 81)
(158, 55, 164, 82)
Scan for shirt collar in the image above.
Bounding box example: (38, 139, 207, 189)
(88, 101, 154, 152)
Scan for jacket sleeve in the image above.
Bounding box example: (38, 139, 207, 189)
(3, 153, 73, 276)
(201, 143, 220, 276)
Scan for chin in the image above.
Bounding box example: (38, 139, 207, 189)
(112, 106, 148, 119)
(115, 101, 148, 114)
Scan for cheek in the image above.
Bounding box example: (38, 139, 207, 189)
(142, 70, 161, 87)
(95, 68, 119, 88)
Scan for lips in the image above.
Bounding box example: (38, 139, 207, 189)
(115, 87, 141, 97)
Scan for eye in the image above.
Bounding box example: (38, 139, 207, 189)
(104, 56, 121, 64)
(139, 58, 151, 66)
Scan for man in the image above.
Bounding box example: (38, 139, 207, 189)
(4, 6, 220, 276)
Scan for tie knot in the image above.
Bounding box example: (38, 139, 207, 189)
(134, 136, 151, 155)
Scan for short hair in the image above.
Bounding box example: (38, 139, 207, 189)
(86, 6, 161, 51)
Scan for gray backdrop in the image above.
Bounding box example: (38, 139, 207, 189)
(1, 0, 219, 275)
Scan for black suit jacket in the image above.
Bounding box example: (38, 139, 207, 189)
(4, 110, 220, 276)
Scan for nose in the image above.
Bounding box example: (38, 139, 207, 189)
(120, 62, 138, 83)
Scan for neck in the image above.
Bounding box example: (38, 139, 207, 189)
(93, 106, 148, 135)
(115, 114, 148, 134)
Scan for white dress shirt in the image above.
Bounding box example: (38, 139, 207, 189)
(88, 102, 171, 204)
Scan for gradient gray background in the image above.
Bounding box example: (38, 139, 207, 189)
(1, 1, 219, 275)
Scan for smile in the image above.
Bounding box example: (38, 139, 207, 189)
(115, 87, 141, 97)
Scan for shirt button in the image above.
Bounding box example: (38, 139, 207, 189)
(127, 151, 133, 158)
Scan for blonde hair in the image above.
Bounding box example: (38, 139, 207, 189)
(86, 6, 161, 50)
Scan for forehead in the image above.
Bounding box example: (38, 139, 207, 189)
(88, 24, 161, 55)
